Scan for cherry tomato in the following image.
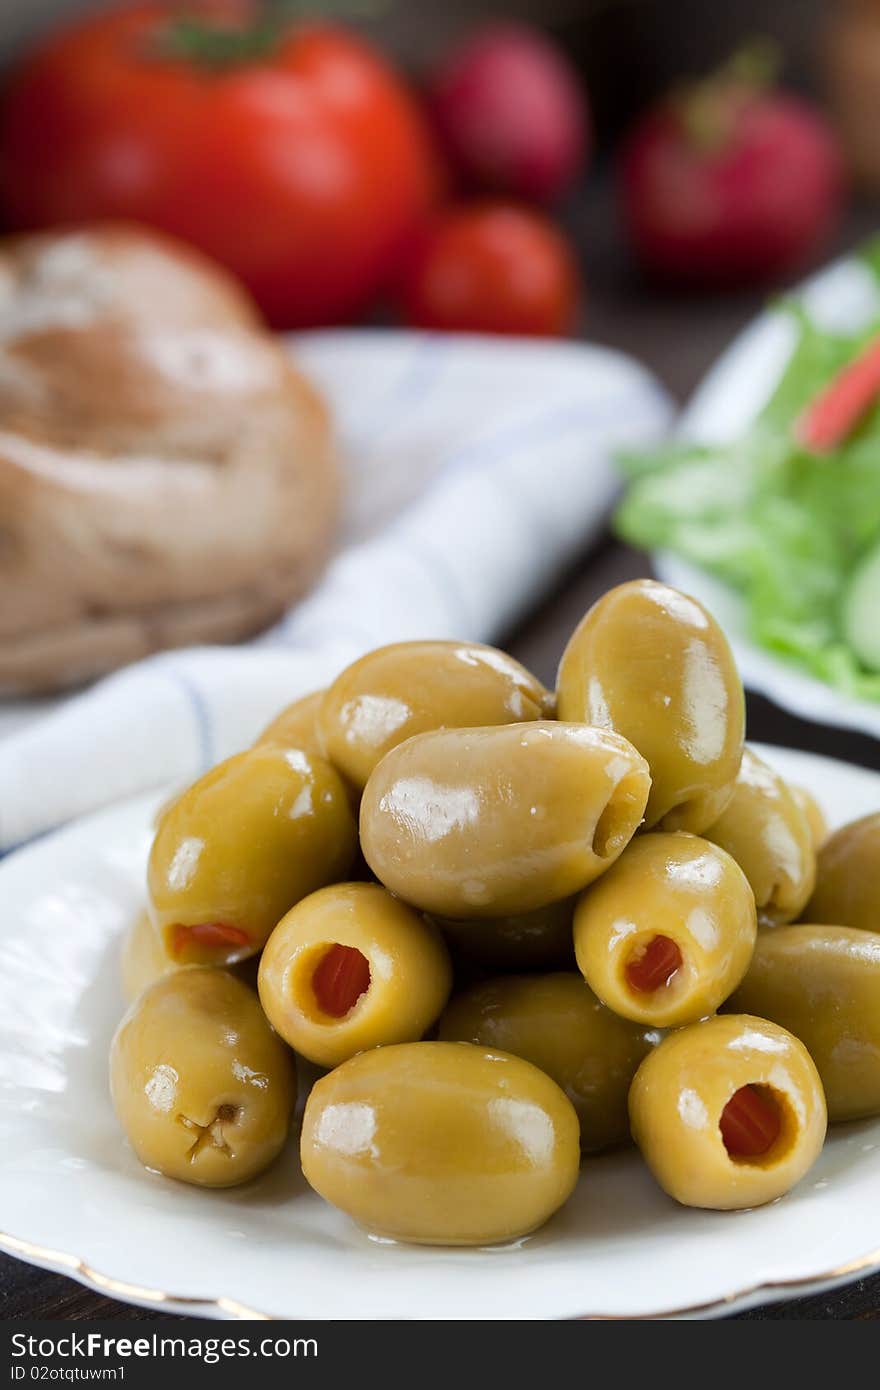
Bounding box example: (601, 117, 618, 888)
(397, 201, 580, 337)
(0, 2, 439, 327)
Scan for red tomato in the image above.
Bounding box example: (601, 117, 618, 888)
(0, 2, 440, 326)
(397, 202, 580, 337)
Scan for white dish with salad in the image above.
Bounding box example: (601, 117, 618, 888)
(618, 247, 880, 738)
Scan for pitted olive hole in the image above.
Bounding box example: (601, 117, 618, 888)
(177, 1103, 241, 1161)
(311, 943, 371, 1019)
(593, 773, 646, 857)
(625, 935, 683, 995)
(719, 1085, 792, 1167)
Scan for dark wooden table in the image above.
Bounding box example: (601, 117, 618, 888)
(3, 188, 880, 1322)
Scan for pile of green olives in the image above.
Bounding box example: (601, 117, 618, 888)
(109, 578, 880, 1246)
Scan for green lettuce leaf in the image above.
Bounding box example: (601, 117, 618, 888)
(615, 252, 880, 701)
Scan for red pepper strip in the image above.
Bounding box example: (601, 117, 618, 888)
(312, 944, 371, 1017)
(796, 335, 880, 452)
(625, 935, 682, 993)
(171, 922, 251, 958)
(720, 1085, 780, 1158)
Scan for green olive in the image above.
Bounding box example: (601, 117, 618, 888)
(359, 722, 650, 918)
(438, 973, 658, 1151)
(557, 579, 744, 833)
(804, 812, 880, 932)
(319, 641, 554, 791)
(254, 690, 327, 758)
(120, 911, 181, 1003)
(258, 882, 452, 1067)
(433, 899, 576, 972)
(300, 1041, 580, 1245)
(727, 925, 880, 1122)
(148, 746, 357, 966)
(790, 785, 828, 850)
(110, 968, 296, 1188)
(120, 912, 260, 1004)
(629, 1014, 826, 1210)
(573, 832, 757, 1027)
(703, 748, 816, 926)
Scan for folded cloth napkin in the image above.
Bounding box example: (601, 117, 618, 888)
(0, 330, 672, 853)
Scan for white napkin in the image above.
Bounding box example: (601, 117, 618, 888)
(0, 330, 672, 853)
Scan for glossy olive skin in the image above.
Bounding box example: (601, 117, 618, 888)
(120, 912, 260, 1003)
(557, 579, 744, 833)
(121, 911, 181, 1003)
(258, 882, 453, 1067)
(629, 1014, 826, 1210)
(434, 899, 576, 972)
(110, 969, 296, 1188)
(728, 926, 880, 1122)
(320, 641, 554, 791)
(573, 833, 757, 1027)
(791, 785, 828, 850)
(703, 748, 816, 927)
(438, 973, 658, 1151)
(805, 812, 880, 932)
(360, 722, 651, 918)
(148, 746, 357, 966)
(300, 1041, 580, 1245)
(254, 690, 327, 758)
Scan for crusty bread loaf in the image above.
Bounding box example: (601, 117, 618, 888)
(0, 225, 339, 693)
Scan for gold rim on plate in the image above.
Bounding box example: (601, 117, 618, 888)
(2, 1227, 878, 1321)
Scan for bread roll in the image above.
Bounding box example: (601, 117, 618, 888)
(0, 225, 339, 693)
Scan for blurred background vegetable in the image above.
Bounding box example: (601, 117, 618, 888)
(615, 243, 880, 699)
(0, 2, 441, 327)
(424, 22, 589, 202)
(0, 0, 868, 335)
(617, 45, 844, 285)
(397, 201, 580, 336)
(827, 0, 880, 194)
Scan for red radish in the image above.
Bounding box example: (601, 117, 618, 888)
(618, 52, 844, 286)
(426, 23, 590, 203)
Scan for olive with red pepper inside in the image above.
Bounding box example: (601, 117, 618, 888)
(148, 746, 357, 965)
(573, 832, 756, 1027)
(258, 882, 452, 1068)
(629, 1014, 826, 1210)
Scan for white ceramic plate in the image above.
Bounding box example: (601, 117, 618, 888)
(654, 255, 880, 741)
(0, 743, 879, 1320)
